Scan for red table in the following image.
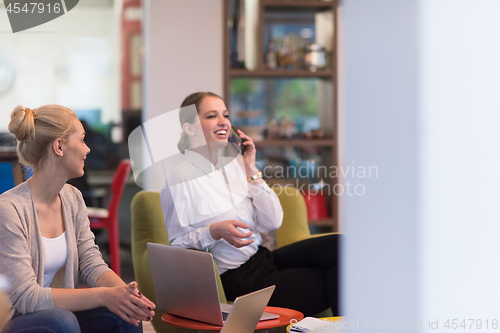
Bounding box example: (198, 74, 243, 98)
(161, 306, 304, 332)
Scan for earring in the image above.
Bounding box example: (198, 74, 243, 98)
(190, 133, 194, 136)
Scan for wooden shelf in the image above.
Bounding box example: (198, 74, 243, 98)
(262, 0, 334, 8)
(223, 0, 339, 231)
(229, 69, 333, 78)
(266, 176, 316, 181)
(255, 139, 334, 147)
(265, 178, 322, 186)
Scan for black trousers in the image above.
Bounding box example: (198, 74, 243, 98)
(220, 234, 339, 317)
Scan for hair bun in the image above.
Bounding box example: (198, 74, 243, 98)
(8, 105, 36, 141)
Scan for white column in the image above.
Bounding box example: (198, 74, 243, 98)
(341, 0, 500, 331)
(143, 0, 223, 191)
(340, 0, 419, 330)
(419, 0, 500, 326)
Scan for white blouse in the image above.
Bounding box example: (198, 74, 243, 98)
(42, 232, 67, 287)
(161, 150, 283, 274)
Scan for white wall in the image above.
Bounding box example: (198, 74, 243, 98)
(0, 1, 120, 132)
(341, 0, 500, 331)
(419, 0, 500, 325)
(143, 0, 223, 191)
(340, 0, 419, 330)
(127, 0, 500, 328)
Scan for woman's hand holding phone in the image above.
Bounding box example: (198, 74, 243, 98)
(235, 129, 262, 181)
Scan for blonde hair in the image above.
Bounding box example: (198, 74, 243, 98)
(177, 92, 223, 153)
(8, 105, 77, 168)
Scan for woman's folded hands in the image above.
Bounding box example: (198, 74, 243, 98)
(102, 281, 156, 326)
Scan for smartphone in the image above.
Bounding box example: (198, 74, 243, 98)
(228, 126, 246, 155)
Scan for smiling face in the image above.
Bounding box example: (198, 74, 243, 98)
(60, 118, 91, 179)
(195, 96, 231, 145)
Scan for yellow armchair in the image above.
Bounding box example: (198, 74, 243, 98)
(272, 186, 312, 248)
(130, 191, 227, 333)
(271, 186, 334, 320)
(131, 186, 332, 332)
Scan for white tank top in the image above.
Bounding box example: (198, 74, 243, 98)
(42, 232, 67, 287)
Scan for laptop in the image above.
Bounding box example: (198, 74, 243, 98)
(147, 242, 279, 326)
(220, 286, 275, 333)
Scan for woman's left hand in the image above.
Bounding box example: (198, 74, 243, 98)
(126, 281, 156, 311)
(237, 129, 259, 176)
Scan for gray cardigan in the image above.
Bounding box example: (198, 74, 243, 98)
(0, 181, 111, 320)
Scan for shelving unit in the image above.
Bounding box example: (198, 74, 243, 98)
(121, 0, 142, 110)
(229, 69, 334, 78)
(254, 139, 334, 147)
(259, 0, 333, 7)
(223, 0, 339, 231)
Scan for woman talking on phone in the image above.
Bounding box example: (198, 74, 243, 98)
(161, 92, 339, 316)
(0, 105, 155, 333)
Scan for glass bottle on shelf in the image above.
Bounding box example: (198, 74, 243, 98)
(283, 147, 300, 179)
(280, 36, 294, 70)
(266, 42, 277, 70)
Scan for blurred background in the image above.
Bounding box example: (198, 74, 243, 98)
(1, 0, 500, 331)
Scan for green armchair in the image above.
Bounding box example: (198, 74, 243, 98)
(131, 186, 331, 332)
(131, 191, 227, 332)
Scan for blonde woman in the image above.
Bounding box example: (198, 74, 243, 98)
(0, 105, 155, 333)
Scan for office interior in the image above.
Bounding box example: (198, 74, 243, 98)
(1, 0, 499, 332)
